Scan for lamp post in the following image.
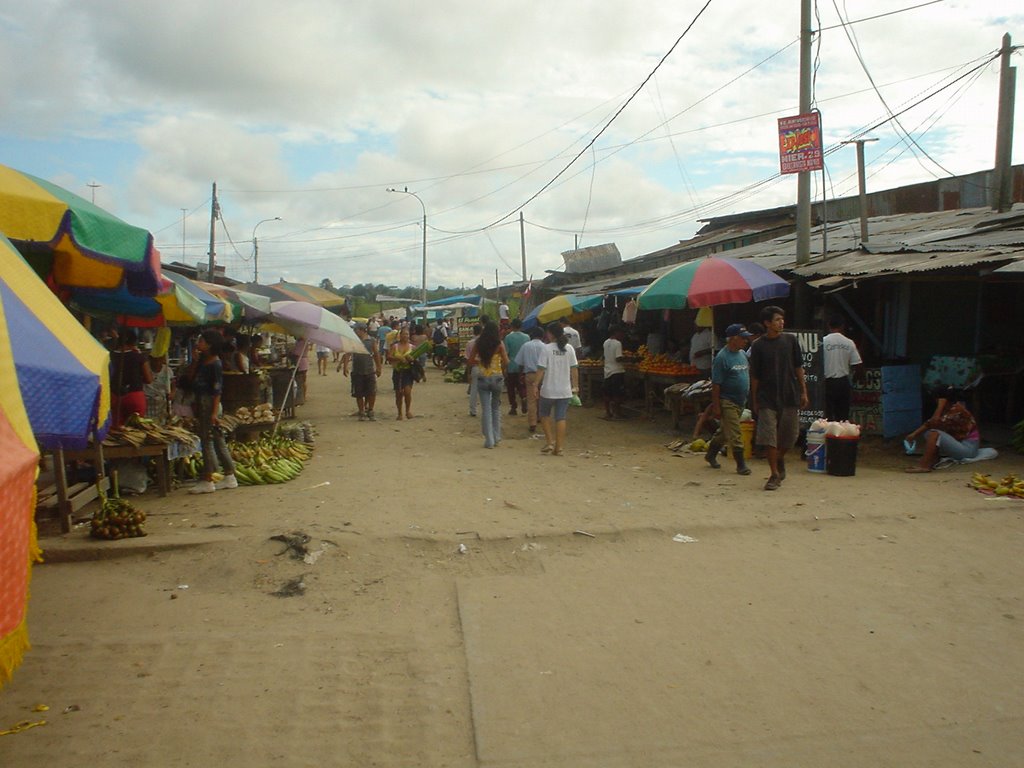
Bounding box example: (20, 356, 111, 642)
(387, 187, 427, 304)
(252, 217, 282, 283)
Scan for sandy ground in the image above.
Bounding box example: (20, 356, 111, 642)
(2, 366, 1023, 767)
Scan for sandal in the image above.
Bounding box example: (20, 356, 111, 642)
(551, 449, 563, 456)
(541, 444, 554, 454)
(904, 466, 932, 473)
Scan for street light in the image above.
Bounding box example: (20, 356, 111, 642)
(387, 187, 427, 304)
(252, 217, 282, 283)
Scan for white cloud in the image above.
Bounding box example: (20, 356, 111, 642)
(0, 0, 1019, 289)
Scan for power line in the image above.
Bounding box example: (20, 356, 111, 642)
(482, 0, 716, 229)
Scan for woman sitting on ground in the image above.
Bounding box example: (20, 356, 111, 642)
(905, 386, 979, 473)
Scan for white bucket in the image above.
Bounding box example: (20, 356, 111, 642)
(805, 428, 826, 473)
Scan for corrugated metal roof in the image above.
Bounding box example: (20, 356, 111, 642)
(558, 204, 1024, 292)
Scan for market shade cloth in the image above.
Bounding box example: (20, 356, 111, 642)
(0, 164, 162, 296)
(274, 280, 347, 310)
(0, 255, 41, 689)
(195, 281, 272, 319)
(242, 281, 346, 310)
(70, 271, 230, 327)
(637, 257, 790, 310)
(522, 294, 604, 330)
(266, 301, 368, 355)
(0, 233, 111, 449)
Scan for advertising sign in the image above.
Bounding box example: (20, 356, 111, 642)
(778, 113, 823, 174)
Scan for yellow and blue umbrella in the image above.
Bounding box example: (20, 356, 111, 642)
(70, 270, 230, 327)
(0, 164, 162, 296)
(0, 256, 41, 689)
(522, 294, 604, 330)
(0, 233, 111, 449)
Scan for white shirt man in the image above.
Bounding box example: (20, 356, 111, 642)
(823, 318, 863, 422)
(561, 321, 582, 353)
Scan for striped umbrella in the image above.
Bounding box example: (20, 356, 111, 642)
(638, 257, 789, 310)
(0, 164, 162, 296)
(0, 233, 111, 449)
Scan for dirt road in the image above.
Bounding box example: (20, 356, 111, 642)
(2, 369, 1022, 767)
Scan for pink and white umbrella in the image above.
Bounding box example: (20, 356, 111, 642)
(267, 301, 368, 355)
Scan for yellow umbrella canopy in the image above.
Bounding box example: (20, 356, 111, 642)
(0, 233, 111, 448)
(0, 164, 162, 296)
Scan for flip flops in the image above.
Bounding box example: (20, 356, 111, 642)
(541, 444, 554, 454)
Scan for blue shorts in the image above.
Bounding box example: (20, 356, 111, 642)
(539, 397, 571, 422)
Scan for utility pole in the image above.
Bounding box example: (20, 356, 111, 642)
(841, 139, 878, 244)
(519, 211, 527, 282)
(796, 0, 813, 265)
(992, 33, 1017, 212)
(87, 182, 101, 204)
(207, 182, 218, 283)
(181, 208, 187, 259)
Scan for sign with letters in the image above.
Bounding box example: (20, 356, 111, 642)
(790, 329, 824, 426)
(778, 113, 823, 174)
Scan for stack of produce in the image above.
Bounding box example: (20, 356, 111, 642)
(90, 497, 147, 540)
(233, 404, 275, 424)
(636, 353, 700, 376)
(969, 472, 1024, 498)
(105, 415, 199, 448)
(226, 434, 313, 485)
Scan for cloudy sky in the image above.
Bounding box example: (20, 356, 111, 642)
(0, 0, 1019, 291)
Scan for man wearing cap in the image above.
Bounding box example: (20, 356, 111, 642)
(704, 324, 753, 475)
(340, 322, 382, 421)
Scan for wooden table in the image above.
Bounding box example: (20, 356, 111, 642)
(44, 441, 196, 533)
(642, 373, 703, 418)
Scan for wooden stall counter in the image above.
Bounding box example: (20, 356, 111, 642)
(43, 440, 199, 533)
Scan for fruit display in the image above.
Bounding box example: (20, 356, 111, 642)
(106, 414, 198, 448)
(226, 435, 313, 485)
(90, 497, 147, 540)
(969, 472, 1024, 498)
(636, 352, 700, 377)
(233, 403, 276, 424)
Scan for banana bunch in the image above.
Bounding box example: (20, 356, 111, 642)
(174, 454, 202, 480)
(91, 497, 147, 540)
(226, 435, 313, 486)
(969, 472, 1024, 497)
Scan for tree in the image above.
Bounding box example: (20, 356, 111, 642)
(320, 278, 335, 292)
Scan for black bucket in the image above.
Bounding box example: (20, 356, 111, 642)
(826, 436, 859, 476)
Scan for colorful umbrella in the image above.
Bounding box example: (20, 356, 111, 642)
(0, 255, 40, 690)
(195, 281, 272, 320)
(274, 280, 347, 310)
(69, 271, 230, 327)
(638, 257, 789, 310)
(523, 294, 604, 330)
(0, 164, 162, 296)
(266, 301, 368, 355)
(0, 233, 111, 450)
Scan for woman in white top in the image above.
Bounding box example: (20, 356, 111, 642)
(535, 322, 580, 456)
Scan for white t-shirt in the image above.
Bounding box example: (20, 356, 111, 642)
(538, 342, 578, 399)
(498, 303, 510, 320)
(689, 328, 713, 371)
(562, 324, 582, 351)
(604, 338, 625, 378)
(823, 332, 863, 378)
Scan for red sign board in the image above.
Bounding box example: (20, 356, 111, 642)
(778, 113, 823, 174)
